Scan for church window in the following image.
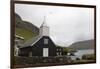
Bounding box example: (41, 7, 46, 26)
(44, 38, 48, 44)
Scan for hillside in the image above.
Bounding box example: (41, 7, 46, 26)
(69, 40, 95, 50)
(15, 13, 39, 42)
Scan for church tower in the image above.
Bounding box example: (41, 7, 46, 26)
(39, 16, 49, 37)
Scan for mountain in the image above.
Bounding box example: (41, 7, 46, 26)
(69, 40, 95, 50)
(15, 13, 39, 42)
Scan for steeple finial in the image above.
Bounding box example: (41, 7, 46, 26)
(41, 15, 48, 27)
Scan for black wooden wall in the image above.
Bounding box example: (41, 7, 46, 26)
(32, 36, 56, 57)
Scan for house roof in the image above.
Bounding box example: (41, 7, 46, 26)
(20, 35, 41, 48)
(20, 34, 60, 48)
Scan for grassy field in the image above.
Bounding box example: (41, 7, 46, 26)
(15, 27, 38, 42)
(13, 56, 96, 68)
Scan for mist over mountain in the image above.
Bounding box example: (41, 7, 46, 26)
(69, 39, 94, 50)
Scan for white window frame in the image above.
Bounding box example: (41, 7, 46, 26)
(59, 52, 62, 55)
(57, 52, 59, 56)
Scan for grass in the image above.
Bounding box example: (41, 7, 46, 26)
(15, 27, 38, 42)
(72, 59, 95, 64)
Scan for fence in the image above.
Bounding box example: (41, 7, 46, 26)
(14, 56, 72, 65)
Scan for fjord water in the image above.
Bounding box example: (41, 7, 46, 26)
(70, 49, 94, 60)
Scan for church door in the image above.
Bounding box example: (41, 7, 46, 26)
(43, 48, 48, 57)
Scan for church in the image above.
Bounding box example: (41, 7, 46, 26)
(18, 16, 63, 57)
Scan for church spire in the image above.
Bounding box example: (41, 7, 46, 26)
(39, 15, 49, 37)
(41, 15, 48, 27)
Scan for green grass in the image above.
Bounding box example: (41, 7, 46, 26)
(15, 28, 38, 42)
(72, 60, 95, 63)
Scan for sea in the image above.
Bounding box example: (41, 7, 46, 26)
(70, 49, 94, 60)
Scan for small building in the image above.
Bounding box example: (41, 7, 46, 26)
(56, 46, 63, 56)
(18, 16, 62, 57)
(14, 35, 24, 56)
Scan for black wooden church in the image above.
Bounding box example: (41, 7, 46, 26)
(18, 16, 62, 57)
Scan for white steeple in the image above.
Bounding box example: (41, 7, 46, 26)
(39, 15, 49, 37)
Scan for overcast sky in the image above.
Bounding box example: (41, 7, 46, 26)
(15, 4, 94, 46)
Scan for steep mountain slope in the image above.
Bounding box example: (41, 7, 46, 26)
(15, 13, 39, 42)
(69, 40, 95, 50)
